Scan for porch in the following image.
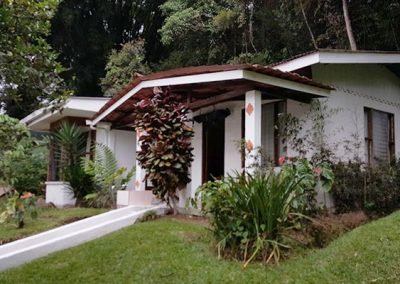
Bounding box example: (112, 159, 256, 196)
(87, 64, 332, 209)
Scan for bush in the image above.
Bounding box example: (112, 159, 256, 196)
(331, 161, 400, 214)
(0, 192, 38, 228)
(0, 115, 48, 195)
(195, 159, 332, 266)
(0, 139, 48, 195)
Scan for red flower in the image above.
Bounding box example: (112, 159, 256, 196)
(20, 192, 33, 200)
(278, 156, 286, 166)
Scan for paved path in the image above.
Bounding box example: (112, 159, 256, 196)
(0, 205, 166, 271)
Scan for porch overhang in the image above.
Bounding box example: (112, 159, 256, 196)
(88, 64, 333, 127)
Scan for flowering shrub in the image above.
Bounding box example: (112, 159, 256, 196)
(0, 192, 38, 228)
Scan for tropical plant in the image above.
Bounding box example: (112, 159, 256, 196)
(82, 144, 135, 208)
(53, 122, 93, 201)
(0, 192, 38, 228)
(131, 87, 194, 214)
(195, 158, 333, 266)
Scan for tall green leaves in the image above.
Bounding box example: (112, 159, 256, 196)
(53, 122, 92, 200)
(197, 159, 334, 266)
(0, 0, 69, 118)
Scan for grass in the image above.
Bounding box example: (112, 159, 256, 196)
(0, 205, 106, 244)
(1, 212, 400, 283)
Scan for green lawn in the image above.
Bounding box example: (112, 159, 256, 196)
(1, 212, 400, 283)
(0, 207, 106, 244)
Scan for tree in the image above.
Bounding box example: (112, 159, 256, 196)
(101, 40, 151, 97)
(131, 88, 194, 215)
(49, 0, 166, 97)
(0, 0, 69, 119)
(342, 0, 357, 50)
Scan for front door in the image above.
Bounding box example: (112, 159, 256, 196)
(202, 116, 225, 182)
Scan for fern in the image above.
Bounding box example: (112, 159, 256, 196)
(81, 143, 135, 208)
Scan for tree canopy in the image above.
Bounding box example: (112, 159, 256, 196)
(0, 0, 68, 119)
(1, 0, 400, 116)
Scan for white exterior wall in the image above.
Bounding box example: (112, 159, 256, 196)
(181, 101, 244, 207)
(95, 125, 136, 190)
(287, 64, 400, 162)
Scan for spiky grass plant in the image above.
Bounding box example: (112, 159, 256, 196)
(197, 160, 322, 266)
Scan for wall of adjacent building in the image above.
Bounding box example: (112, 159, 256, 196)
(287, 63, 400, 162)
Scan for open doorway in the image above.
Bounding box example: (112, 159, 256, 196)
(195, 109, 230, 183)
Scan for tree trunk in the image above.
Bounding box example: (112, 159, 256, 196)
(169, 194, 179, 215)
(342, 0, 357, 50)
(298, 0, 318, 49)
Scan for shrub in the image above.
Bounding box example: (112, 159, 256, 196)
(0, 115, 48, 195)
(0, 192, 37, 228)
(196, 159, 332, 266)
(53, 122, 94, 201)
(131, 87, 194, 214)
(82, 144, 135, 208)
(0, 139, 48, 195)
(331, 161, 400, 214)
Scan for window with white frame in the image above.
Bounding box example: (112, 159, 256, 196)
(364, 108, 395, 165)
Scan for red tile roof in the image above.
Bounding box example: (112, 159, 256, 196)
(94, 64, 332, 122)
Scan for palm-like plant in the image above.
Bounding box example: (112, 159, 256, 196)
(53, 122, 93, 201)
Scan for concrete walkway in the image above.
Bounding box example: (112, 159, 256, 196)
(0, 205, 166, 272)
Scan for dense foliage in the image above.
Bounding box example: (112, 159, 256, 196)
(0, 115, 48, 194)
(46, 0, 400, 98)
(331, 161, 400, 215)
(82, 144, 135, 208)
(101, 40, 151, 97)
(131, 88, 194, 214)
(196, 158, 333, 266)
(0, 0, 69, 119)
(49, 0, 166, 97)
(0, 139, 48, 195)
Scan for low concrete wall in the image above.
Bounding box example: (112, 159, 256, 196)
(45, 182, 76, 208)
(0, 205, 167, 272)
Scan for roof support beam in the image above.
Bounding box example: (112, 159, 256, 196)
(243, 70, 330, 97)
(89, 70, 244, 126)
(188, 86, 254, 110)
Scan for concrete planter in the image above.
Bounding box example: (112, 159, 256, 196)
(45, 182, 76, 208)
